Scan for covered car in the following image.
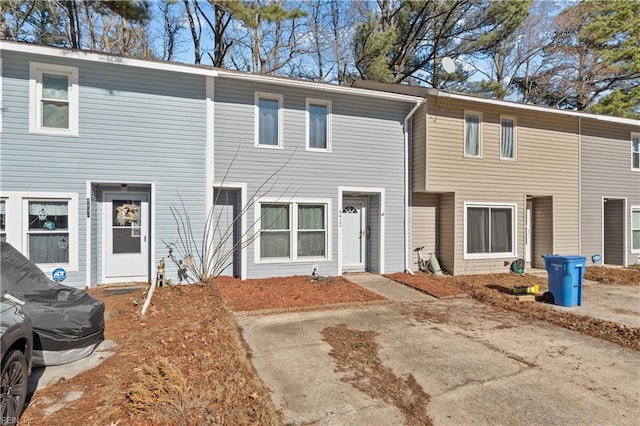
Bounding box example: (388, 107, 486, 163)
(0, 242, 104, 366)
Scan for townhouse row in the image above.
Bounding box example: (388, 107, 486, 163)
(1, 40, 638, 288)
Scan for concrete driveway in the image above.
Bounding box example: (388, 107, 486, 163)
(236, 275, 640, 425)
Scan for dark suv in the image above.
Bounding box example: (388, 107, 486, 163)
(1, 297, 33, 424)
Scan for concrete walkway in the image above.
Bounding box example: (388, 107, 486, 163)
(549, 281, 640, 328)
(344, 273, 436, 302)
(237, 274, 640, 425)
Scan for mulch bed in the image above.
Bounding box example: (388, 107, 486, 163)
(215, 275, 387, 313)
(385, 272, 470, 298)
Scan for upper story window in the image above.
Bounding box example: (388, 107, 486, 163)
(464, 203, 516, 259)
(632, 133, 639, 170)
(29, 62, 79, 136)
(306, 98, 331, 152)
(255, 92, 283, 148)
(500, 116, 517, 160)
(464, 111, 482, 157)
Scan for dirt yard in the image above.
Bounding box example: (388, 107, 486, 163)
(20, 266, 640, 425)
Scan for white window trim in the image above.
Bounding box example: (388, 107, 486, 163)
(305, 98, 332, 152)
(464, 110, 483, 158)
(29, 62, 79, 137)
(632, 132, 640, 171)
(463, 202, 517, 259)
(254, 91, 284, 149)
(632, 205, 640, 253)
(0, 191, 78, 272)
(254, 197, 332, 264)
(499, 115, 517, 161)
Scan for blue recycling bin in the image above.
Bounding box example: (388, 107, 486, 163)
(541, 254, 586, 307)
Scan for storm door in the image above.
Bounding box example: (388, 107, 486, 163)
(104, 193, 149, 282)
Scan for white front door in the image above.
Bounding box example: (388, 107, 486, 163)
(342, 199, 366, 271)
(104, 193, 149, 282)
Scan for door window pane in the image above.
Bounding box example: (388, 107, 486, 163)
(112, 200, 142, 254)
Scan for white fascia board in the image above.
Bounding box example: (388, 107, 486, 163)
(0, 41, 217, 77)
(217, 70, 424, 103)
(431, 89, 640, 127)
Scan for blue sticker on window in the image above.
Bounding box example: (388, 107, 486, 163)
(52, 267, 67, 282)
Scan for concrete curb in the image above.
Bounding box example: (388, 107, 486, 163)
(232, 299, 393, 317)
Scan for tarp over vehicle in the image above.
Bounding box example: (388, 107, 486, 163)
(0, 242, 104, 366)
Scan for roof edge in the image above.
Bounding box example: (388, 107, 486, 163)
(430, 89, 640, 126)
(1, 41, 423, 104)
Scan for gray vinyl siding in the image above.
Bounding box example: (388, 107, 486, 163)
(413, 95, 580, 275)
(367, 194, 381, 274)
(580, 119, 640, 266)
(213, 77, 410, 278)
(1, 50, 208, 287)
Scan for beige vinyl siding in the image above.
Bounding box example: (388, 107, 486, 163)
(411, 104, 427, 192)
(603, 199, 625, 265)
(439, 193, 455, 274)
(580, 119, 640, 265)
(532, 196, 553, 269)
(410, 192, 439, 271)
(421, 95, 580, 274)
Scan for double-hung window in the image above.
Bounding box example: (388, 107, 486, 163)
(260, 204, 291, 258)
(632, 207, 640, 252)
(259, 201, 329, 261)
(465, 203, 516, 258)
(464, 112, 482, 157)
(255, 92, 283, 148)
(500, 116, 516, 160)
(297, 204, 326, 256)
(306, 99, 331, 151)
(632, 133, 639, 170)
(29, 62, 79, 136)
(26, 200, 71, 264)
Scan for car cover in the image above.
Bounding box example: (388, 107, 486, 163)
(0, 242, 104, 366)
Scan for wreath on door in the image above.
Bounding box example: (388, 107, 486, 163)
(115, 203, 139, 226)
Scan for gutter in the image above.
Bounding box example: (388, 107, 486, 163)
(403, 98, 427, 275)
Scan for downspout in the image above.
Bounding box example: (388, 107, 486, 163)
(404, 98, 427, 274)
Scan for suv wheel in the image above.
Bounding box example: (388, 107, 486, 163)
(1, 349, 29, 421)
